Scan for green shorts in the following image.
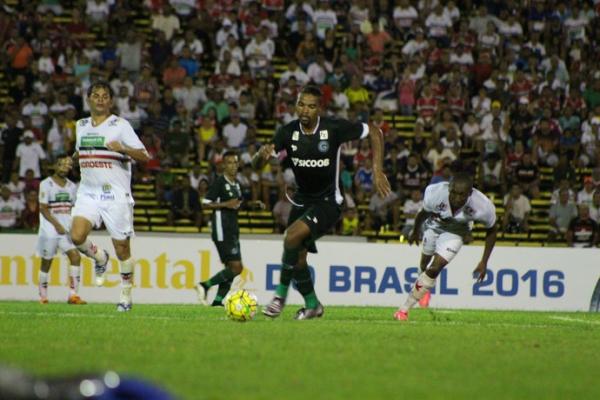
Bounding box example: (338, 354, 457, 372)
(213, 237, 241, 264)
(287, 200, 342, 253)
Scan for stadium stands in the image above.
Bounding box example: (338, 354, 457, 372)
(1, 0, 599, 247)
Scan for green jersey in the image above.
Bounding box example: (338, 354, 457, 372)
(273, 117, 369, 204)
(204, 175, 242, 242)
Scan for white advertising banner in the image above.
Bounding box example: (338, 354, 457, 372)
(1, 233, 599, 311)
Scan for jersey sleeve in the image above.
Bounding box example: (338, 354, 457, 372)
(272, 125, 287, 153)
(204, 178, 221, 203)
(478, 197, 497, 228)
(334, 119, 369, 143)
(422, 184, 437, 212)
(75, 120, 82, 151)
(119, 119, 146, 150)
(38, 181, 49, 205)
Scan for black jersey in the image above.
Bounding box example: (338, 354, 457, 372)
(273, 117, 368, 203)
(205, 175, 242, 242)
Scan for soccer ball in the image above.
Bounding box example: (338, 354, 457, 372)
(224, 289, 258, 322)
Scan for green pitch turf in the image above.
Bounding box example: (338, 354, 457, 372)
(1, 302, 599, 399)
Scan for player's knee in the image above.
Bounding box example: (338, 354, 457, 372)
(228, 262, 243, 275)
(114, 245, 131, 261)
(71, 232, 85, 246)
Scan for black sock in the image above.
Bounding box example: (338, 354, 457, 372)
(212, 280, 232, 305)
(203, 268, 235, 289)
(294, 267, 319, 309)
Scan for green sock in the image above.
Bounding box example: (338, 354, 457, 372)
(203, 268, 235, 289)
(304, 291, 319, 309)
(213, 280, 232, 305)
(275, 263, 294, 298)
(294, 267, 319, 308)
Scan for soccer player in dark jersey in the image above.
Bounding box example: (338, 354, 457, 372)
(195, 151, 259, 306)
(252, 84, 391, 319)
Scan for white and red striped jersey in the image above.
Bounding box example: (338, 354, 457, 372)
(75, 115, 146, 203)
(38, 176, 77, 236)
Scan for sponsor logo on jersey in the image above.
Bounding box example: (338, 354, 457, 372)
(319, 130, 328, 139)
(292, 131, 299, 141)
(102, 184, 112, 193)
(81, 136, 105, 147)
(318, 141, 329, 153)
(291, 157, 330, 167)
(80, 160, 112, 168)
(55, 192, 70, 202)
(100, 193, 116, 201)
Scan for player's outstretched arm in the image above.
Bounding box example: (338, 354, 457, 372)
(368, 123, 391, 198)
(251, 143, 275, 171)
(106, 141, 150, 163)
(474, 224, 498, 282)
(408, 209, 431, 245)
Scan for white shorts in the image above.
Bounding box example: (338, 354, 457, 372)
(36, 234, 77, 260)
(72, 194, 134, 241)
(422, 229, 463, 263)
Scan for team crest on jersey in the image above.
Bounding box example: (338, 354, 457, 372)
(318, 141, 329, 153)
(436, 202, 447, 211)
(292, 131, 299, 141)
(79, 119, 89, 127)
(225, 184, 230, 190)
(319, 130, 328, 140)
(291, 144, 297, 152)
(463, 205, 474, 216)
(108, 118, 119, 127)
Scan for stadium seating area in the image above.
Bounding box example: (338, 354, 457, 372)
(1, 0, 600, 247)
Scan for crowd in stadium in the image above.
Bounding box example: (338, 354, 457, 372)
(1, 0, 600, 246)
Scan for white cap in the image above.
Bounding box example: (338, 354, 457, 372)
(23, 130, 35, 139)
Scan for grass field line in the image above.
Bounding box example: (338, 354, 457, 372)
(0, 309, 590, 330)
(548, 316, 600, 325)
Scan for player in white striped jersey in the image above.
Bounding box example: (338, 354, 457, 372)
(37, 155, 86, 305)
(70, 81, 149, 312)
(395, 173, 498, 321)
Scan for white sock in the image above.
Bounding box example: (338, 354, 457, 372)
(402, 272, 436, 312)
(76, 239, 107, 264)
(119, 258, 134, 287)
(69, 265, 80, 296)
(39, 271, 49, 298)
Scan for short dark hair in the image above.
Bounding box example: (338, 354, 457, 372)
(223, 150, 238, 159)
(451, 172, 473, 188)
(300, 84, 322, 99)
(87, 80, 114, 98)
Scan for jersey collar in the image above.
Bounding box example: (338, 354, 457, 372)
(299, 116, 320, 136)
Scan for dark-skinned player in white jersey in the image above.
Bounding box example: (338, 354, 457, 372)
(253, 85, 391, 319)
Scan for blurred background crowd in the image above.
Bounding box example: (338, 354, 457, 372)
(1, 0, 600, 247)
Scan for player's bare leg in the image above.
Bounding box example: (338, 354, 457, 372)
(113, 238, 134, 312)
(395, 254, 448, 321)
(71, 216, 109, 286)
(65, 249, 86, 304)
(418, 254, 433, 308)
(38, 258, 52, 304)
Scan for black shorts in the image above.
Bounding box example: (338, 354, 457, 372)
(214, 237, 241, 264)
(287, 200, 341, 253)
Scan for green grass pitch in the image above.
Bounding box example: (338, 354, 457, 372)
(1, 301, 599, 399)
